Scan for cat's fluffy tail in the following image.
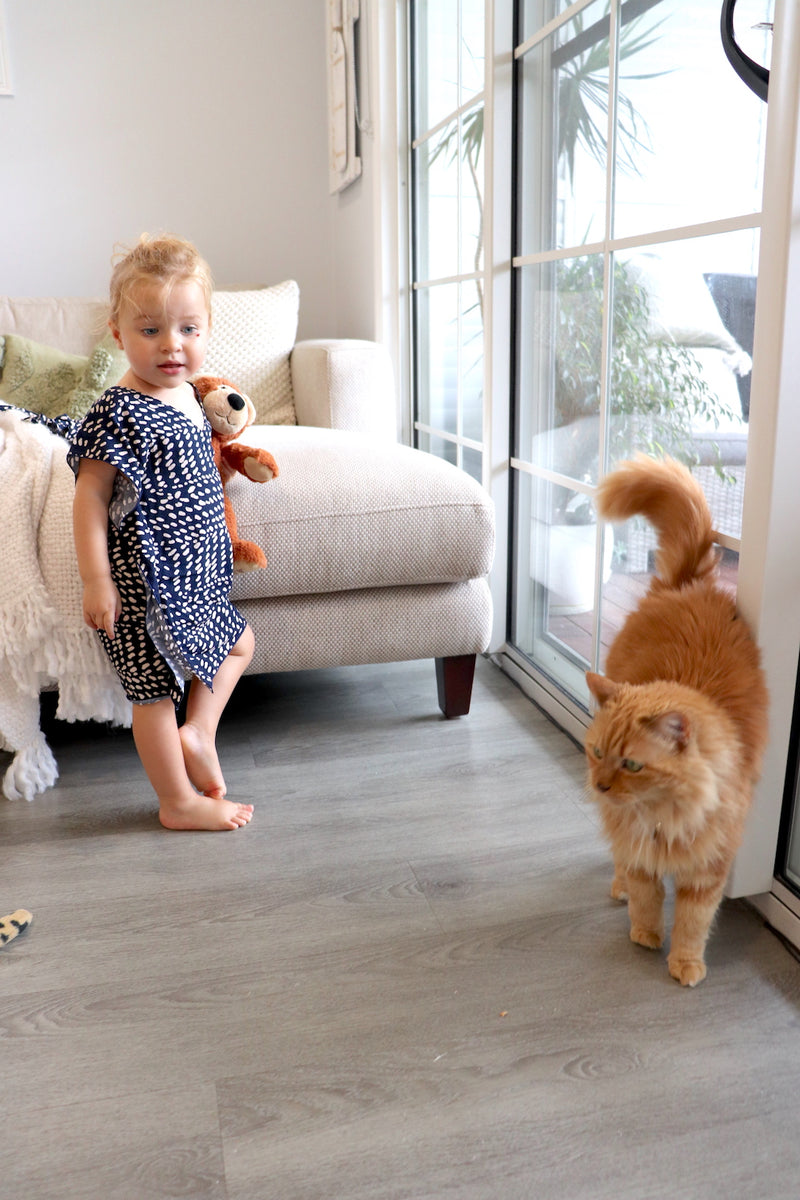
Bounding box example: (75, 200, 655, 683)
(596, 455, 717, 589)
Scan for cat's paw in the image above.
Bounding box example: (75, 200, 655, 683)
(630, 924, 663, 950)
(668, 955, 707, 987)
(610, 872, 629, 902)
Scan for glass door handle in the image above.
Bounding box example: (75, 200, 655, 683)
(720, 0, 769, 101)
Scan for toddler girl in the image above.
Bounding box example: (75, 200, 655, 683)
(70, 234, 255, 831)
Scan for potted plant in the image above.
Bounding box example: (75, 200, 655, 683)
(541, 252, 740, 600)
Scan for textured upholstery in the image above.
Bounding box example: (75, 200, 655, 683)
(202, 282, 299, 425)
(229, 426, 495, 602)
(291, 339, 396, 440)
(241, 580, 492, 675)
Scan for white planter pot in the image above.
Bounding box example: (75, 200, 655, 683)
(531, 521, 613, 615)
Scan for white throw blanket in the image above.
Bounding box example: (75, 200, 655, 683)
(0, 410, 130, 801)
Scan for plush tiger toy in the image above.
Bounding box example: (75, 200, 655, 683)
(0, 910, 32, 948)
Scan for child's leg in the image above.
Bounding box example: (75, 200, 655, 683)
(179, 626, 255, 799)
(131, 695, 253, 832)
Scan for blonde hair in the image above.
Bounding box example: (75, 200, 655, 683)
(109, 233, 213, 325)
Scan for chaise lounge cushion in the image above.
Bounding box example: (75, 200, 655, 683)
(229, 424, 495, 602)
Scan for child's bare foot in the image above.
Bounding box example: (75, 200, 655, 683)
(159, 793, 254, 832)
(179, 721, 226, 799)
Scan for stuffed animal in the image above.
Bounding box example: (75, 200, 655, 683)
(193, 375, 279, 572)
(0, 909, 32, 948)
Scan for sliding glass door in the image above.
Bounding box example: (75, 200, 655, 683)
(408, 0, 771, 723)
(404, 0, 800, 924)
(509, 0, 770, 717)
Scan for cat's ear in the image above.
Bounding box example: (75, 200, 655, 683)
(648, 710, 691, 750)
(586, 672, 620, 706)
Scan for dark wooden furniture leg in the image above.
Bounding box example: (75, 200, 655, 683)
(435, 654, 477, 718)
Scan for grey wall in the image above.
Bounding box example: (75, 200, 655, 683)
(0, 1, 378, 342)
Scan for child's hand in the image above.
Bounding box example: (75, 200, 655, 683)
(82, 578, 122, 639)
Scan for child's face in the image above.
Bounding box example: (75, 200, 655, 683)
(111, 278, 211, 398)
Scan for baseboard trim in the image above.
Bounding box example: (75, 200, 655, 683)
(750, 881, 800, 953)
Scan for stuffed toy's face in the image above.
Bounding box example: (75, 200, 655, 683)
(197, 380, 256, 440)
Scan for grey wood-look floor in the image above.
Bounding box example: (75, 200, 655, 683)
(2, 656, 800, 1200)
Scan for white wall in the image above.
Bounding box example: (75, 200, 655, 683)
(0, 0, 379, 343)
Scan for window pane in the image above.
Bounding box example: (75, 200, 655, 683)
(414, 0, 459, 131)
(416, 104, 484, 284)
(513, 469, 606, 704)
(612, 1, 770, 240)
(460, 105, 485, 275)
(461, 0, 486, 102)
(607, 231, 756, 546)
(517, 0, 610, 256)
(418, 430, 458, 468)
(516, 255, 604, 500)
(416, 283, 459, 435)
(414, 0, 485, 133)
(462, 445, 483, 483)
(411, 1, 486, 476)
(520, 0, 580, 45)
(461, 279, 484, 442)
(416, 119, 461, 282)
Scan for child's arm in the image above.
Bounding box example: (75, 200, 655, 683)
(73, 458, 122, 639)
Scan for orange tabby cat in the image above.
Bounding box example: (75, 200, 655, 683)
(585, 456, 768, 987)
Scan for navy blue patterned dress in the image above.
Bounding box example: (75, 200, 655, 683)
(68, 386, 246, 706)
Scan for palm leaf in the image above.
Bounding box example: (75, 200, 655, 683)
(557, 8, 669, 184)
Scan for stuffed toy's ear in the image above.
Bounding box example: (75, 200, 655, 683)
(192, 375, 226, 400)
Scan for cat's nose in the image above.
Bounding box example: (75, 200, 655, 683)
(595, 782, 611, 793)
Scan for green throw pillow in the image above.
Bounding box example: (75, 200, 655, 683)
(64, 333, 128, 418)
(0, 332, 127, 419)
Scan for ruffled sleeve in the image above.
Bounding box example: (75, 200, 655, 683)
(68, 388, 149, 526)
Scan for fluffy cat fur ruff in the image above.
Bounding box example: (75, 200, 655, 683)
(585, 456, 768, 987)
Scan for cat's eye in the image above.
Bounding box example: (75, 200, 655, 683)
(592, 746, 603, 759)
(622, 758, 643, 772)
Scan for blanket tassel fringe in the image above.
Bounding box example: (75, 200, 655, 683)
(3, 732, 58, 801)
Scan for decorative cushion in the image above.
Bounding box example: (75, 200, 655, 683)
(63, 333, 129, 417)
(201, 282, 300, 426)
(228, 424, 496, 603)
(623, 252, 744, 353)
(0, 296, 109, 357)
(0, 332, 127, 419)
